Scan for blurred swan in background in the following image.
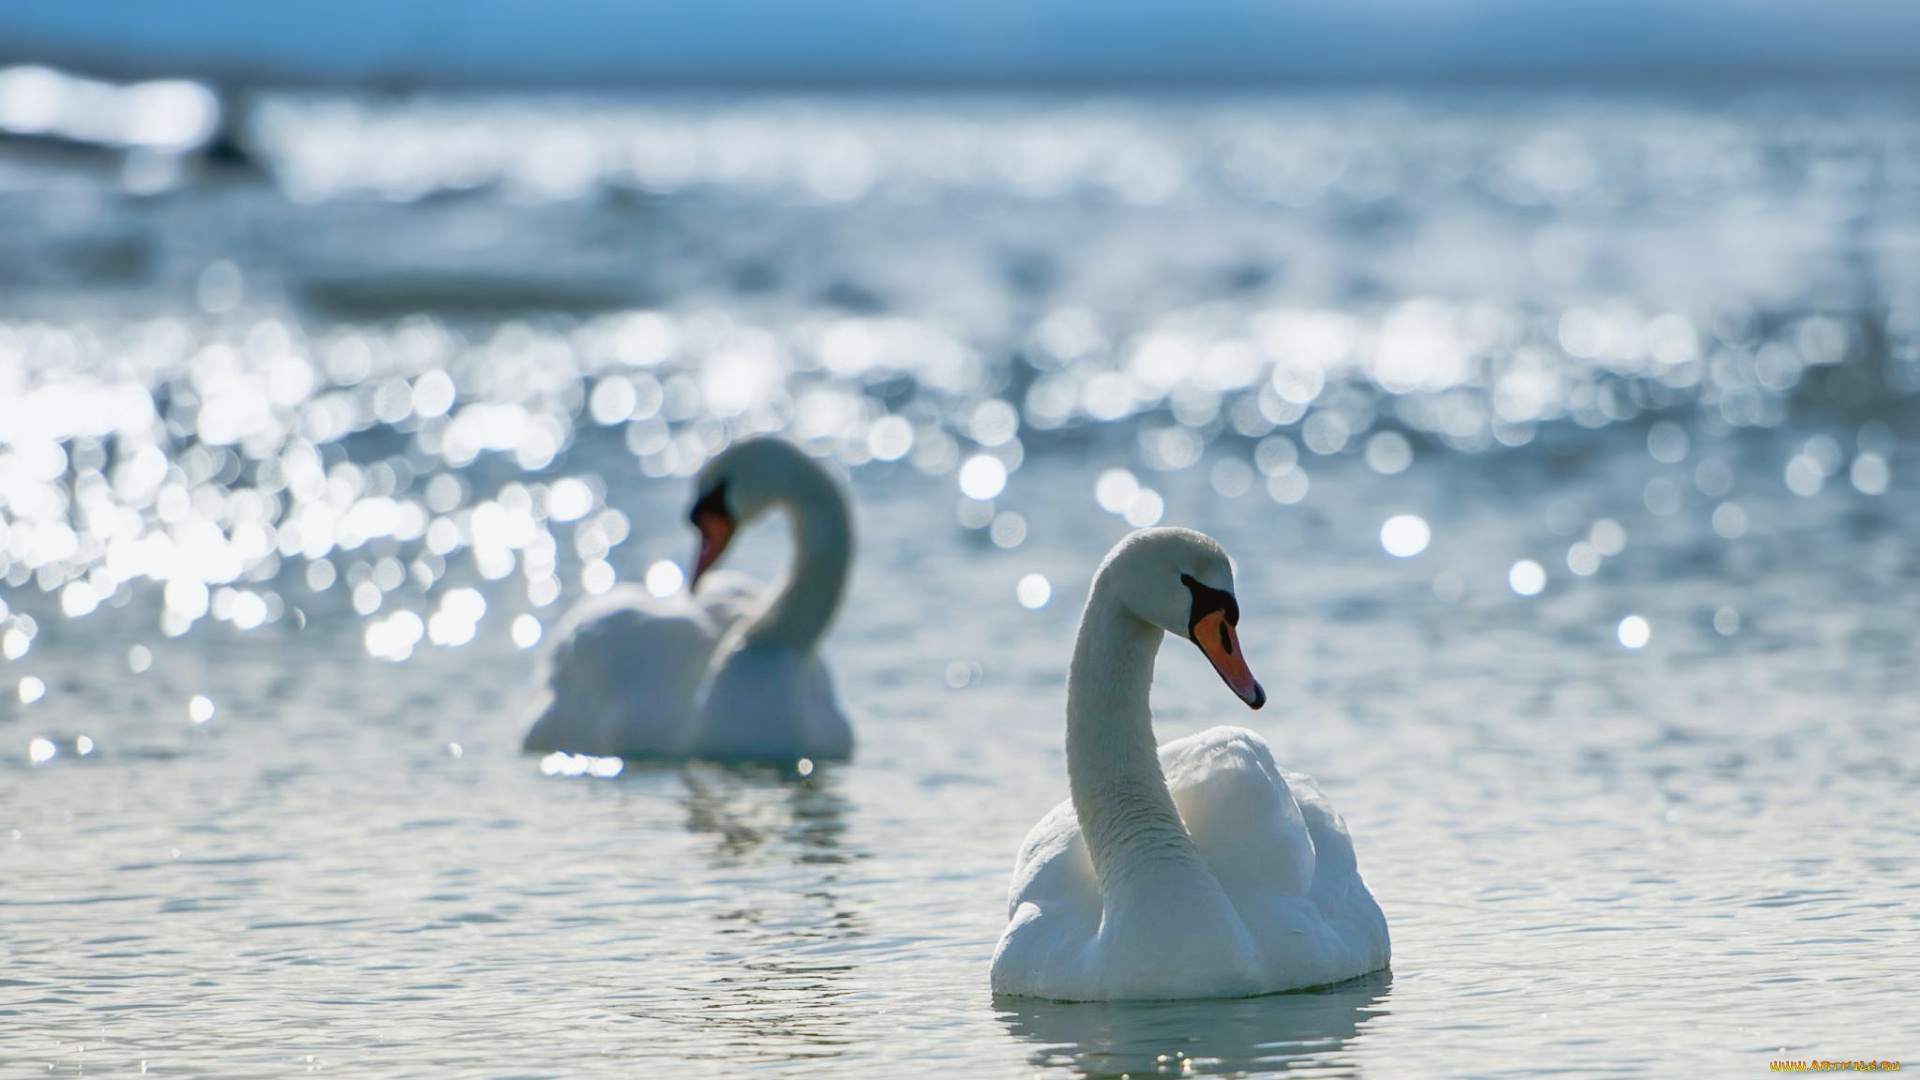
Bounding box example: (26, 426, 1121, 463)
(524, 436, 854, 763)
(990, 527, 1388, 1001)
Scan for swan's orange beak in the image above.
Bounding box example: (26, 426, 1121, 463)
(1194, 610, 1265, 709)
(691, 508, 734, 588)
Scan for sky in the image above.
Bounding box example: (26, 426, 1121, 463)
(2, 0, 1918, 87)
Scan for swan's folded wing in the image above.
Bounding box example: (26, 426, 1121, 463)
(688, 644, 853, 762)
(523, 585, 721, 757)
(1160, 726, 1317, 899)
(690, 570, 765, 632)
(1281, 768, 1391, 972)
(1161, 727, 1389, 986)
(992, 797, 1103, 996)
(1005, 798, 1097, 918)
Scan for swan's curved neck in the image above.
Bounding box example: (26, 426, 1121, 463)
(1066, 577, 1203, 897)
(741, 470, 851, 652)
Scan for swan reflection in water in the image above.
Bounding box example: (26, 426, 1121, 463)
(681, 760, 857, 864)
(639, 763, 867, 1066)
(999, 971, 1392, 1079)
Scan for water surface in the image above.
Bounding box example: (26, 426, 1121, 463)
(2, 89, 1918, 1077)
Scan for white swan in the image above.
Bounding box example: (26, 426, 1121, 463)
(523, 437, 854, 762)
(990, 527, 1389, 1001)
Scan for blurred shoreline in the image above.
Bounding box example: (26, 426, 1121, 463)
(5, 0, 1920, 91)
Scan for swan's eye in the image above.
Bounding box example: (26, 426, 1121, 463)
(1180, 573, 1238, 637)
(689, 481, 730, 527)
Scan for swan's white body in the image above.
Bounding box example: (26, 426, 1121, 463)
(990, 528, 1388, 1001)
(523, 440, 853, 762)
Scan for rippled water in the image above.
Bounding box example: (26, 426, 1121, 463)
(3, 89, 1918, 1076)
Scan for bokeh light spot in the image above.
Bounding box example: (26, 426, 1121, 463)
(1267, 469, 1309, 505)
(867, 416, 914, 462)
(1713, 607, 1741, 635)
(1711, 502, 1748, 540)
(1095, 469, 1139, 514)
(583, 561, 617, 595)
(1209, 458, 1253, 498)
(1380, 514, 1431, 558)
(645, 561, 685, 598)
(1124, 489, 1164, 527)
(546, 478, 596, 523)
(1647, 421, 1690, 464)
(1589, 518, 1626, 556)
(1850, 453, 1889, 495)
(1365, 432, 1414, 475)
(1509, 560, 1546, 597)
(990, 512, 1027, 549)
(956, 498, 995, 529)
(1017, 573, 1052, 610)
(1567, 541, 1601, 576)
(959, 455, 1009, 501)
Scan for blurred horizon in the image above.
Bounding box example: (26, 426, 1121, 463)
(5, 0, 1920, 89)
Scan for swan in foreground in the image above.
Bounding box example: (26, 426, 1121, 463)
(523, 436, 853, 762)
(990, 527, 1388, 1001)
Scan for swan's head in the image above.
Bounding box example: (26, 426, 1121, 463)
(1100, 526, 1266, 709)
(687, 437, 824, 585)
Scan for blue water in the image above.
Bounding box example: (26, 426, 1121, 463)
(6, 0, 1920, 85)
(2, 90, 1918, 1076)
